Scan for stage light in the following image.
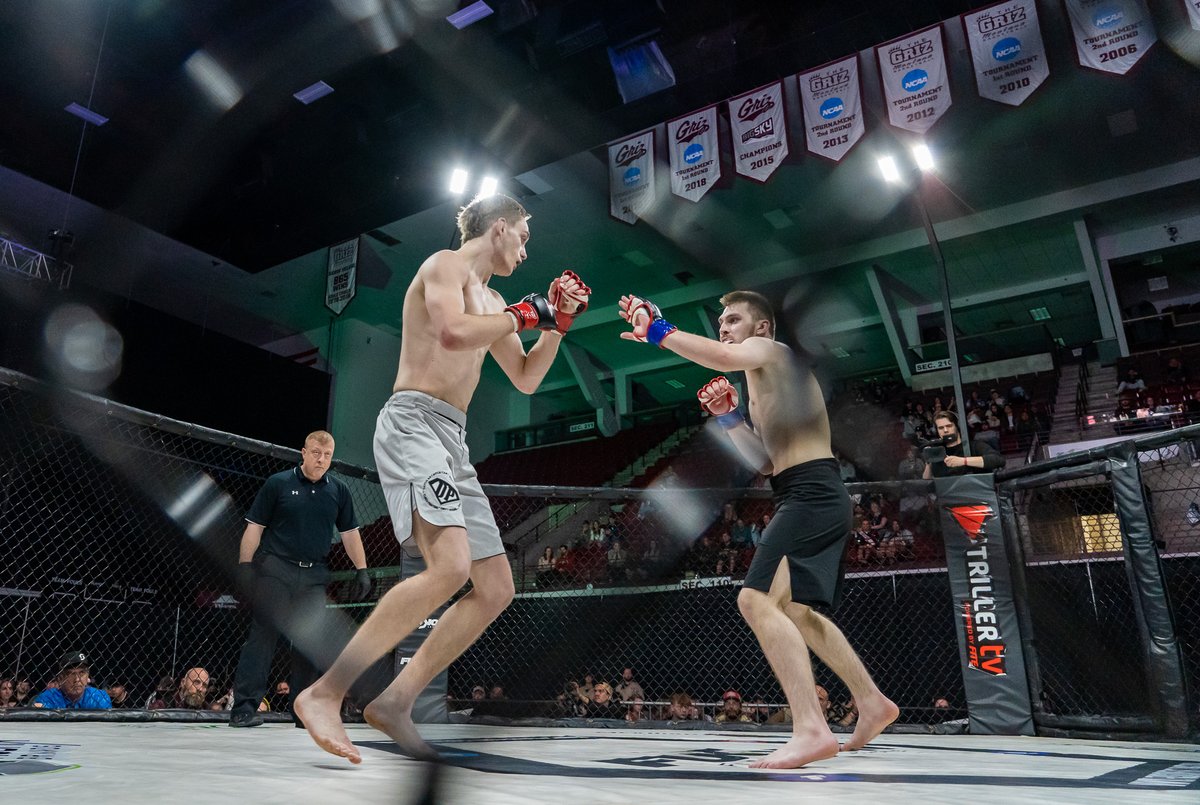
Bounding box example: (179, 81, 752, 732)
(449, 168, 469, 194)
(478, 176, 498, 197)
(877, 156, 901, 184)
(912, 143, 935, 172)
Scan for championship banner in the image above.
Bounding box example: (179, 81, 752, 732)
(666, 105, 721, 202)
(935, 473, 1034, 735)
(963, 0, 1049, 106)
(876, 24, 952, 134)
(608, 129, 656, 225)
(1064, 0, 1157, 75)
(728, 81, 788, 183)
(1189, 1, 1200, 31)
(325, 237, 358, 315)
(797, 55, 865, 162)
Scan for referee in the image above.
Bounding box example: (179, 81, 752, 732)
(230, 430, 371, 727)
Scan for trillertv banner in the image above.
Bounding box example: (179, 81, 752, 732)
(1189, 1, 1200, 31)
(797, 55, 865, 162)
(667, 105, 721, 202)
(935, 472, 1034, 735)
(877, 24, 952, 134)
(325, 237, 358, 315)
(608, 129, 656, 225)
(728, 81, 788, 183)
(1064, 0, 1157, 75)
(963, 0, 1049, 106)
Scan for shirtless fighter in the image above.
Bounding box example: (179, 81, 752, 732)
(619, 289, 898, 768)
(296, 194, 590, 763)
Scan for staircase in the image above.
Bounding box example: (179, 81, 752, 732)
(607, 424, 702, 487)
(1050, 360, 1115, 443)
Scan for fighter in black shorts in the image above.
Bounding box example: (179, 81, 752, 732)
(620, 289, 898, 769)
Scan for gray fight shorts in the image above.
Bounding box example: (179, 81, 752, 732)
(373, 390, 504, 561)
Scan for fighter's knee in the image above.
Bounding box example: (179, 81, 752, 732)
(429, 557, 471, 596)
(476, 576, 514, 615)
(737, 587, 767, 620)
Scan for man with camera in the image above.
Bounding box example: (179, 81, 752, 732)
(921, 411, 1005, 478)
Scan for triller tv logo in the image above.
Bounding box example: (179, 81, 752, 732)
(947, 503, 1007, 675)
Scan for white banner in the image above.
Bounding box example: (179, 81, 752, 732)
(1064, 0, 1157, 75)
(325, 237, 358, 315)
(797, 55, 865, 162)
(963, 0, 1049, 106)
(1189, 1, 1200, 31)
(728, 81, 788, 183)
(608, 129, 655, 225)
(667, 105, 721, 202)
(877, 24, 952, 134)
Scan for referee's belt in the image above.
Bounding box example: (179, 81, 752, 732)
(274, 556, 325, 568)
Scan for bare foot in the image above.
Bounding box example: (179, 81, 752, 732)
(294, 686, 361, 765)
(840, 694, 899, 752)
(364, 700, 440, 761)
(749, 731, 839, 769)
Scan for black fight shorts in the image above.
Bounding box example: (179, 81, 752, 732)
(742, 458, 851, 608)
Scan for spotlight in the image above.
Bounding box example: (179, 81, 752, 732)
(478, 176, 498, 197)
(877, 156, 901, 184)
(449, 168, 469, 194)
(912, 143, 935, 172)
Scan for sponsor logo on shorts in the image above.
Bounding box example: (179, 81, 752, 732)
(422, 471, 461, 511)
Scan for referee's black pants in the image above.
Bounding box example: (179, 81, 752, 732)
(232, 553, 335, 718)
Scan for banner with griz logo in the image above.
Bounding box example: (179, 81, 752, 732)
(667, 105, 721, 202)
(935, 473, 1034, 735)
(728, 81, 788, 183)
(608, 129, 656, 225)
(797, 55, 865, 162)
(876, 24, 952, 134)
(963, 0, 1049, 106)
(1064, 0, 1157, 75)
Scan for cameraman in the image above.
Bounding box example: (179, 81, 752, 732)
(922, 411, 1005, 479)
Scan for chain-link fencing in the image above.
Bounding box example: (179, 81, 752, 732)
(997, 424, 1200, 736)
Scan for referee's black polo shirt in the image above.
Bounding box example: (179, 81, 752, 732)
(246, 466, 359, 565)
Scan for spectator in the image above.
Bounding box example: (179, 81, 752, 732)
(965, 390, 984, 411)
(1164, 356, 1188, 385)
(897, 446, 924, 480)
(578, 673, 595, 702)
(665, 692, 701, 721)
(553, 544, 573, 581)
(1002, 404, 1017, 433)
(830, 695, 858, 728)
(105, 683, 135, 709)
(892, 520, 915, 561)
(867, 500, 892, 545)
(0, 678, 14, 708)
(1115, 396, 1137, 420)
(536, 546, 555, 588)
(642, 537, 662, 568)
(587, 520, 606, 544)
(145, 675, 176, 709)
(835, 451, 858, 483)
(615, 668, 645, 702)
(489, 685, 505, 700)
(150, 667, 212, 710)
(1016, 410, 1038, 443)
(745, 697, 770, 724)
(13, 678, 32, 707)
(715, 690, 751, 723)
(268, 680, 291, 713)
(985, 404, 1002, 431)
(32, 651, 111, 710)
(624, 695, 646, 723)
(715, 531, 738, 575)
(471, 685, 486, 702)
(688, 534, 718, 575)
(606, 539, 628, 582)
(582, 682, 623, 719)
(1116, 368, 1146, 394)
(852, 519, 876, 564)
(731, 515, 754, 546)
(989, 389, 1007, 408)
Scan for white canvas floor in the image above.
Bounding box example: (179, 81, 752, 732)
(3, 722, 1199, 804)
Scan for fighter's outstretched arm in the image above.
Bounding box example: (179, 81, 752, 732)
(618, 294, 776, 373)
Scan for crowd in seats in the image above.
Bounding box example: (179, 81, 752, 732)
(1111, 351, 1200, 428)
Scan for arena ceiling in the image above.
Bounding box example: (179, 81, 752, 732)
(2, 1, 1200, 414)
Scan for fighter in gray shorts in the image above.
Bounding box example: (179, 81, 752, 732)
(373, 390, 504, 561)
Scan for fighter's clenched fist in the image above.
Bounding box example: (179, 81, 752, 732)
(618, 294, 676, 346)
(548, 270, 591, 333)
(697, 376, 745, 429)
